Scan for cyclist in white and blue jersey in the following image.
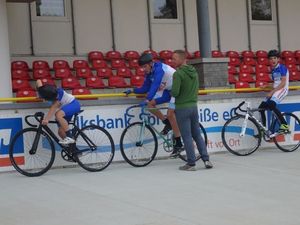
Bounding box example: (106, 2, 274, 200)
(124, 53, 183, 153)
(259, 50, 289, 134)
(36, 79, 81, 145)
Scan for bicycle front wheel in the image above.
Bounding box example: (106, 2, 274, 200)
(272, 113, 300, 152)
(74, 125, 115, 172)
(9, 128, 55, 177)
(178, 123, 208, 162)
(222, 115, 261, 156)
(120, 122, 158, 167)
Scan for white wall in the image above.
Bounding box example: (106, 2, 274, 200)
(217, 0, 248, 52)
(73, 0, 113, 54)
(7, 3, 31, 55)
(278, 0, 300, 51)
(184, 0, 199, 51)
(112, 0, 149, 52)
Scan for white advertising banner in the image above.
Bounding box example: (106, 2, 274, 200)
(1, 95, 300, 172)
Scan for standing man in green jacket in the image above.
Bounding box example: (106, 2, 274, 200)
(171, 50, 213, 171)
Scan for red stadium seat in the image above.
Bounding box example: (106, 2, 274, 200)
(241, 50, 255, 58)
(33, 60, 50, 70)
(226, 51, 240, 58)
(131, 75, 145, 87)
(228, 57, 241, 66)
(96, 68, 113, 78)
(256, 72, 272, 82)
(286, 64, 297, 72)
(33, 69, 52, 80)
(257, 57, 270, 65)
(255, 64, 269, 74)
(143, 50, 158, 59)
(281, 50, 294, 58)
(108, 76, 129, 88)
(11, 70, 30, 80)
(235, 81, 250, 92)
(185, 51, 193, 59)
(76, 68, 93, 79)
(124, 51, 140, 60)
(211, 50, 224, 58)
(243, 57, 256, 66)
(88, 51, 104, 61)
(111, 59, 126, 69)
(40, 78, 56, 86)
(16, 90, 38, 102)
(128, 59, 140, 69)
(135, 67, 146, 76)
(53, 60, 70, 70)
(61, 77, 82, 89)
(228, 65, 238, 75)
(284, 57, 296, 65)
(159, 50, 173, 59)
(289, 71, 300, 81)
(12, 79, 32, 92)
(117, 67, 132, 78)
(72, 88, 96, 100)
(228, 74, 237, 84)
(86, 77, 106, 89)
(240, 64, 255, 74)
(294, 50, 300, 59)
(106, 51, 122, 60)
(193, 51, 201, 58)
(73, 60, 89, 69)
(255, 81, 268, 89)
(256, 50, 268, 58)
(54, 68, 73, 79)
(239, 72, 255, 83)
(91, 59, 108, 69)
(11, 61, 29, 71)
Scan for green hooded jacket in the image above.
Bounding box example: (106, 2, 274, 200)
(171, 64, 199, 109)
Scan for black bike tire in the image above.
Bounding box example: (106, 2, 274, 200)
(273, 112, 300, 152)
(221, 115, 261, 156)
(120, 122, 158, 167)
(9, 128, 55, 177)
(178, 123, 208, 162)
(74, 125, 115, 172)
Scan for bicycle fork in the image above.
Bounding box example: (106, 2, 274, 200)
(136, 122, 146, 147)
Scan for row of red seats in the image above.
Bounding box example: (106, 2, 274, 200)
(228, 57, 300, 67)
(229, 71, 300, 84)
(212, 50, 300, 59)
(12, 75, 145, 92)
(12, 67, 146, 80)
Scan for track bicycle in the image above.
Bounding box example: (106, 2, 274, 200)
(119, 105, 208, 167)
(221, 101, 300, 156)
(9, 110, 115, 176)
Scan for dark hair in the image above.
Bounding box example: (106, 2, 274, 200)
(138, 53, 153, 66)
(37, 84, 57, 101)
(173, 50, 187, 59)
(268, 49, 280, 58)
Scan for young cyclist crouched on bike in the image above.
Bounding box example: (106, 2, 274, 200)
(259, 50, 290, 136)
(36, 79, 81, 145)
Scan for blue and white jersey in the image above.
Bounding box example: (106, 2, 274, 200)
(271, 63, 289, 89)
(57, 88, 75, 106)
(134, 62, 175, 101)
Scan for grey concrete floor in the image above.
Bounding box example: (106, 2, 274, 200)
(0, 148, 300, 225)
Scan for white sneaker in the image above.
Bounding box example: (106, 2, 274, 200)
(59, 137, 75, 145)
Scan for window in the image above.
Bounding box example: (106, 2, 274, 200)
(36, 0, 65, 17)
(153, 0, 178, 19)
(251, 0, 272, 21)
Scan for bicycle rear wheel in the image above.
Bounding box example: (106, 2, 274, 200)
(9, 128, 55, 177)
(221, 115, 261, 156)
(74, 125, 115, 172)
(120, 122, 158, 167)
(178, 123, 208, 162)
(272, 112, 300, 152)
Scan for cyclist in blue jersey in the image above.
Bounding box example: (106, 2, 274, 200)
(258, 50, 289, 135)
(36, 79, 81, 145)
(124, 53, 183, 153)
